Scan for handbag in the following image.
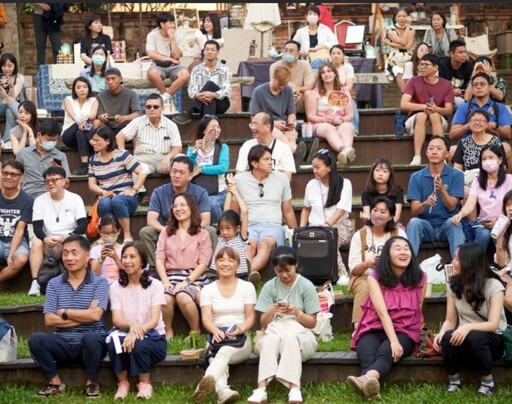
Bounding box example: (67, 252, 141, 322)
(36, 256, 65, 295)
(155, 60, 173, 68)
(502, 325, 512, 363)
(205, 326, 247, 360)
(0, 318, 17, 363)
(416, 326, 441, 358)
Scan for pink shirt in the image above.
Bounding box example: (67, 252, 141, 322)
(351, 272, 426, 350)
(109, 279, 166, 335)
(90, 243, 123, 284)
(155, 228, 212, 270)
(470, 174, 512, 221)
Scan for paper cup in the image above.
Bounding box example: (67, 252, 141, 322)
(425, 282, 432, 298)
(491, 215, 510, 239)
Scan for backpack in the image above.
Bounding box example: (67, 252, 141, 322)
(36, 256, 65, 295)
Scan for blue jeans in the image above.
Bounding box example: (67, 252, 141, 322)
(352, 99, 360, 134)
(108, 336, 166, 377)
(209, 191, 227, 225)
(406, 217, 465, 258)
(0, 101, 19, 142)
(98, 194, 138, 219)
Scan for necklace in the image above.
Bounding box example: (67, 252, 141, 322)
(51, 198, 64, 223)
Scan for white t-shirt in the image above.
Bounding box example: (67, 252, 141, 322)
(336, 63, 355, 87)
(236, 138, 296, 174)
(303, 178, 352, 226)
(200, 279, 257, 327)
(193, 30, 224, 57)
(32, 190, 87, 236)
(61, 96, 97, 133)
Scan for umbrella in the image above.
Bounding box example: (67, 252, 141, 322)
(244, 3, 281, 57)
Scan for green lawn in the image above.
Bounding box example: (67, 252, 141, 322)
(0, 381, 511, 403)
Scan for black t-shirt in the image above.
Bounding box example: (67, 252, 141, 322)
(438, 57, 474, 91)
(361, 186, 405, 208)
(0, 190, 34, 242)
(80, 34, 113, 58)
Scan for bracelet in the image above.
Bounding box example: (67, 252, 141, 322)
(185, 277, 192, 285)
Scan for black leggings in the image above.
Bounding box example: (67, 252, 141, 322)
(441, 330, 504, 376)
(356, 330, 415, 379)
(61, 123, 94, 158)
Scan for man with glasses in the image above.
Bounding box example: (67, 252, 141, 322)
(231, 145, 297, 284)
(269, 40, 315, 113)
(95, 67, 141, 135)
(236, 112, 296, 181)
(400, 53, 454, 166)
(439, 39, 473, 108)
(16, 119, 70, 198)
(173, 40, 231, 125)
(116, 93, 182, 175)
(28, 167, 87, 296)
(139, 155, 211, 268)
(250, 66, 308, 169)
(0, 160, 33, 284)
(449, 72, 512, 168)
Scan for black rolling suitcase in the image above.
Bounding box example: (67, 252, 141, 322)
(292, 226, 338, 285)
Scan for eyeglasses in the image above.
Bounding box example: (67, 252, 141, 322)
(44, 177, 65, 185)
(472, 82, 488, 87)
(145, 104, 161, 110)
(248, 122, 259, 129)
(470, 119, 487, 123)
(258, 183, 264, 198)
(1, 171, 21, 178)
(418, 62, 434, 68)
(203, 114, 218, 120)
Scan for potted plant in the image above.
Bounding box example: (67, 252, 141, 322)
(180, 330, 205, 361)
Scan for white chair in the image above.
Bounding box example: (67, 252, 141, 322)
(464, 34, 497, 60)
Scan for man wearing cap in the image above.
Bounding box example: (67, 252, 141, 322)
(95, 68, 141, 135)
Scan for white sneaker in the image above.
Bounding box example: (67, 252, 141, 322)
(247, 388, 267, 404)
(160, 92, 171, 103)
(409, 156, 422, 166)
(28, 279, 40, 296)
(216, 386, 239, 404)
(337, 274, 350, 286)
(1, 140, 12, 150)
(288, 387, 303, 403)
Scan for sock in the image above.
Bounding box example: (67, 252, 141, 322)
(448, 374, 460, 385)
(481, 378, 494, 387)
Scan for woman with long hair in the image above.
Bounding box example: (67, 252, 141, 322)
(401, 42, 431, 89)
(190, 12, 224, 70)
(452, 144, 512, 251)
(61, 77, 98, 175)
(347, 236, 426, 400)
(300, 148, 353, 281)
(79, 45, 109, 95)
(383, 8, 416, 89)
(433, 242, 506, 396)
(108, 241, 167, 400)
(423, 12, 457, 58)
(192, 247, 256, 403)
(248, 246, 320, 404)
(0, 53, 25, 149)
(80, 14, 112, 66)
(304, 62, 356, 167)
(187, 115, 229, 225)
(155, 193, 212, 341)
(88, 126, 147, 242)
(9, 100, 39, 155)
(348, 197, 407, 330)
(360, 158, 404, 224)
(495, 190, 512, 311)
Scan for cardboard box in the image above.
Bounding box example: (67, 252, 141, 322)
(496, 31, 512, 55)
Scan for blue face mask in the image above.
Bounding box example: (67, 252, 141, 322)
(92, 55, 106, 66)
(41, 141, 57, 151)
(282, 53, 296, 64)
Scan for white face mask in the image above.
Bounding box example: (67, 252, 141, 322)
(306, 14, 319, 25)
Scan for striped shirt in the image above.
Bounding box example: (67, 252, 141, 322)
(88, 149, 140, 193)
(121, 115, 182, 156)
(44, 271, 109, 344)
(210, 234, 248, 277)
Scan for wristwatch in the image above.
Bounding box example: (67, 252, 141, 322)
(61, 310, 68, 320)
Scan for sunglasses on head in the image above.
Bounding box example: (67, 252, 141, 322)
(314, 148, 331, 162)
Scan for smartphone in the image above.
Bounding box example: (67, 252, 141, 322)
(0, 73, 5, 78)
(226, 324, 237, 334)
(104, 243, 114, 250)
(53, 158, 62, 166)
(428, 96, 434, 104)
(107, 116, 116, 122)
(277, 300, 288, 307)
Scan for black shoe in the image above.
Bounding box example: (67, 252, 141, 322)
(305, 137, 320, 165)
(72, 164, 89, 176)
(172, 112, 191, 125)
(294, 141, 307, 170)
(476, 383, 494, 396)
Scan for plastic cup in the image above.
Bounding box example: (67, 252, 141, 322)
(491, 215, 510, 239)
(425, 282, 432, 298)
(302, 123, 313, 138)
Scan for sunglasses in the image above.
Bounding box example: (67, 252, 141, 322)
(258, 183, 264, 198)
(314, 148, 331, 162)
(145, 104, 161, 110)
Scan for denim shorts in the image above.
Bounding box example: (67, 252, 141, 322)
(0, 239, 30, 261)
(248, 222, 285, 246)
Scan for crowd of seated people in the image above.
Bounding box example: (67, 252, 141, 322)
(0, 4, 512, 401)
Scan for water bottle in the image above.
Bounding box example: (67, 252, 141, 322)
(395, 110, 404, 137)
